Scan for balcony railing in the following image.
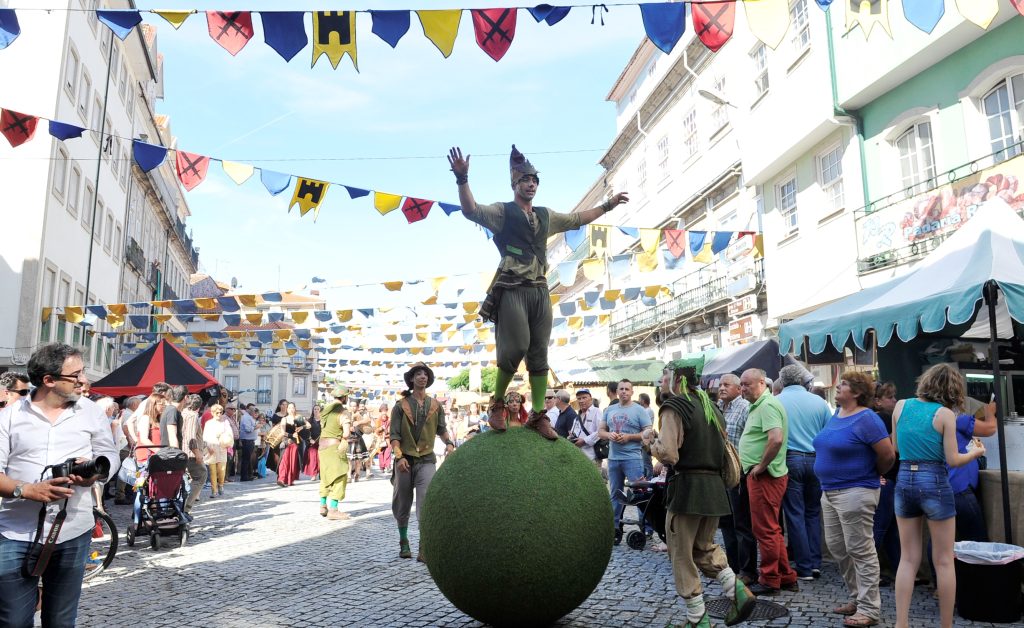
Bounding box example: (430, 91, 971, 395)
(126, 237, 145, 273)
(162, 283, 178, 301)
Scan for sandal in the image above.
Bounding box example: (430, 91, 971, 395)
(843, 613, 878, 627)
(832, 602, 857, 616)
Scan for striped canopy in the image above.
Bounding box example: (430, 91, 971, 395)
(779, 198, 1024, 355)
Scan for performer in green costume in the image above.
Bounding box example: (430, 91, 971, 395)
(318, 384, 352, 521)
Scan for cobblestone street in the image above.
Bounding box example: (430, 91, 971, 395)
(76, 472, 1009, 627)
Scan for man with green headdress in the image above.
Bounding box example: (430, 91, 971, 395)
(647, 366, 755, 628)
(447, 145, 628, 437)
(318, 384, 352, 521)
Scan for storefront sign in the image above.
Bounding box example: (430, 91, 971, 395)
(855, 155, 1024, 258)
(728, 294, 757, 319)
(729, 316, 753, 343)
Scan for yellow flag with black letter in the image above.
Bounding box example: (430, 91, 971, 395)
(289, 177, 330, 221)
(846, 0, 891, 38)
(312, 11, 358, 70)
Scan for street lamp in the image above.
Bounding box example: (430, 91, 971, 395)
(697, 87, 736, 108)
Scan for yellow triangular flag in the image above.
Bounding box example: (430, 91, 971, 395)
(152, 300, 170, 309)
(955, 0, 998, 29)
(556, 338, 567, 346)
(637, 248, 659, 272)
(200, 314, 220, 321)
(568, 316, 583, 331)
(431, 276, 447, 292)
(336, 310, 352, 322)
(107, 314, 124, 328)
(221, 160, 254, 185)
(193, 298, 216, 310)
(291, 311, 309, 324)
(693, 243, 714, 264)
(384, 281, 404, 292)
(193, 332, 211, 342)
(464, 314, 476, 323)
(463, 301, 479, 313)
(154, 314, 172, 323)
(274, 329, 291, 340)
(107, 303, 127, 316)
(644, 286, 661, 298)
(604, 289, 621, 301)
(599, 314, 610, 325)
(63, 307, 84, 323)
(154, 10, 192, 29)
(374, 192, 402, 215)
(288, 178, 330, 219)
(549, 294, 560, 305)
(416, 333, 428, 342)
(577, 298, 592, 311)
(417, 10, 462, 58)
(243, 313, 261, 324)
(422, 294, 438, 305)
(41, 307, 52, 322)
(410, 347, 422, 355)
(581, 259, 605, 281)
(754, 235, 765, 258)
(744, 0, 791, 49)
(237, 295, 258, 307)
(639, 228, 661, 253)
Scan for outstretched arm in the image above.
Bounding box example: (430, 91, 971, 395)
(448, 147, 479, 219)
(576, 192, 629, 225)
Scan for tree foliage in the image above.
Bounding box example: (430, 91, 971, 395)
(447, 367, 498, 393)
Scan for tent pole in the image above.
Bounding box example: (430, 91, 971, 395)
(985, 280, 1013, 545)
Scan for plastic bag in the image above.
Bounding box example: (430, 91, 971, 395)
(954, 541, 1024, 565)
(117, 457, 139, 484)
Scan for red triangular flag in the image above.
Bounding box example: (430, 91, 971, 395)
(663, 229, 686, 259)
(401, 197, 434, 224)
(206, 11, 254, 56)
(1, 109, 39, 148)
(692, 1, 735, 53)
(1013, 0, 1024, 16)
(472, 9, 517, 62)
(175, 150, 210, 191)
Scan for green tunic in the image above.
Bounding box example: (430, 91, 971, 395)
(660, 395, 731, 517)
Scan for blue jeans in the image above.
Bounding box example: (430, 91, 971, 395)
(782, 452, 822, 576)
(895, 461, 956, 520)
(608, 458, 644, 529)
(873, 477, 901, 570)
(0, 530, 91, 628)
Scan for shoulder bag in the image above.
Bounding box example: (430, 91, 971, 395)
(575, 412, 609, 460)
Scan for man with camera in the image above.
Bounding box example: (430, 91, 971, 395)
(0, 343, 119, 626)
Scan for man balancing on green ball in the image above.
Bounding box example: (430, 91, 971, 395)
(448, 145, 628, 438)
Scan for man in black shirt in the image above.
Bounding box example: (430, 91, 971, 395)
(159, 385, 187, 449)
(552, 390, 578, 439)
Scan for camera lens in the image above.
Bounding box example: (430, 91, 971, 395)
(71, 456, 110, 478)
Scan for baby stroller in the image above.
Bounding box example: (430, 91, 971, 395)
(619, 479, 667, 550)
(126, 446, 191, 550)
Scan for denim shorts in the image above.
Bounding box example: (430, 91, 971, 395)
(894, 460, 956, 521)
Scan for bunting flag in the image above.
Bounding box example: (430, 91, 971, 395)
(132, 139, 166, 172)
(815, 0, 834, 7)
(471, 9, 517, 62)
(528, 4, 571, 25)
(260, 169, 291, 195)
(175, 151, 210, 191)
(0, 9, 20, 50)
(96, 10, 143, 40)
(693, 243, 714, 263)
(846, 0, 891, 39)
(1, 109, 37, 147)
(636, 248, 659, 272)
(663, 229, 685, 258)
(1014, 0, 1024, 17)
(590, 225, 608, 255)
(743, 0, 790, 49)
(692, 1, 735, 53)
(662, 247, 685, 270)
(154, 10, 192, 29)
(288, 177, 330, 220)
(711, 231, 732, 254)
(374, 192, 402, 215)
(418, 10, 462, 58)
(638, 228, 661, 252)
(688, 231, 706, 255)
(207, 11, 255, 56)
(371, 10, 411, 48)
(903, 0, 944, 34)
(312, 11, 358, 70)
(954, 0, 999, 29)
(261, 11, 308, 62)
(638, 3, 685, 55)
(401, 197, 434, 224)
(48, 120, 85, 141)
(222, 160, 254, 184)
(581, 259, 605, 281)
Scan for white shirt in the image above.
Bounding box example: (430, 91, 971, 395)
(0, 396, 120, 543)
(568, 406, 602, 460)
(545, 406, 559, 424)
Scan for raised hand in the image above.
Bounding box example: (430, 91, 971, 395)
(448, 147, 470, 179)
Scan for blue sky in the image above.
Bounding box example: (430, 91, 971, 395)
(135, 2, 645, 308)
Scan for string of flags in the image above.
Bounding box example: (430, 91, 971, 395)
(0, 2, 1019, 68)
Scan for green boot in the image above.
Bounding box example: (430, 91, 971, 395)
(725, 580, 756, 626)
(665, 614, 712, 628)
(399, 540, 412, 559)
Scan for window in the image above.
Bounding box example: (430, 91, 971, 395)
(57, 276, 71, 343)
(91, 93, 102, 137)
(751, 44, 769, 99)
(120, 149, 129, 187)
(983, 73, 1024, 163)
(77, 70, 91, 121)
(789, 0, 810, 55)
(292, 376, 306, 396)
(109, 45, 120, 87)
(63, 46, 79, 97)
(109, 137, 120, 175)
(82, 181, 95, 229)
(94, 199, 104, 241)
(657, 135, 670, 177)
(72, 287, 85, 348)
(67, 165, 81, 217)
(223, 375, 239, 394)
(636, 159, 647, 198)
(118, 62, 128, 102)
(104, 211, 114, 251)
(895, 121, 936, 193)
(682, 108, 698, 159)
(52, 147, 69, 201)
(818, 145, 844, 214)
(776, 175, 798, 236)
(40, 266, 56, 342)
(126, 85, 135, 123)
(113, 224, 122, 259)
(257, 375, 273, 404)
(711, 76, 728, 132)
(87, 0, 99, 33)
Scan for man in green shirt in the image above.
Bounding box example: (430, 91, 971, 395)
(318, 385, 352, 521)
(447, 145, 627, 437)
(738, 368, 798, 596)
(389, 363, 455, 561)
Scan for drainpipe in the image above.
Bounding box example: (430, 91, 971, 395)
(825, 10, 871, 212)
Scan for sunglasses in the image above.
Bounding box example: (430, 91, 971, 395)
(10, 389, 29, 397)
(545, 396, 554, 400)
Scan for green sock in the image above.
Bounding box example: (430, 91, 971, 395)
(320, 497, 327, 506)
(399, 526, 409, 543)
(329, 499, 338, 509)
(529, 374, 548, 412)
(494, 369, 515, 400)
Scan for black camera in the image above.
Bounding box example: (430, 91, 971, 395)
(50, 456, 110, 479)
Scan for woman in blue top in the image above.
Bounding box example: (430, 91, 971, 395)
(891, 364, 985, 628)
(813, 371, 895, 627)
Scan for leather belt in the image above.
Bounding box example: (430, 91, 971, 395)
(319, 437, 342, 448)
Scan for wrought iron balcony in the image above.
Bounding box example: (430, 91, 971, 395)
(126, 238, 145, 273)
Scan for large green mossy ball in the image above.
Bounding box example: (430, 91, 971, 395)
(420, 428, 613, 627)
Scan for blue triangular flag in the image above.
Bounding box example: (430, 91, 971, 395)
(314, 310, 332, 322)
(261, 292, 282, 302)
(267, 312, 285, 323)
(903, 0, 944, 34)
(171, 300, 197, 314)
(86, 305, 108, 319)
(528, 5, 571, 25)
(711, 231, 732, 255)
(261, 11, 307, 62)
(617, 226, 639, 238)
(439, 202, 461, 215)
(216, 296, 239, 312)
(559, 302, 576, 317)
(662, 248, 685, 270)
(564, 226, 585, 251)
(639, 3, 685, 55)
(370, 10, 410, 48)
(344, 185, 370, 199)
(622, 287, 641, 302)
(96, 10, 143, 40)
(129, 315, 149, 329)
(0, 9, 21, 50)
(48, 120, 86, 141)
(223, 314, 241, 326)
(557, 260, 578, 286)
(260, 170, 291, 195)
(688, 231, 706, 255)
(609, 254, 631, 280)
(814, 0, 834, 8)
(132, 140, 167, 172)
